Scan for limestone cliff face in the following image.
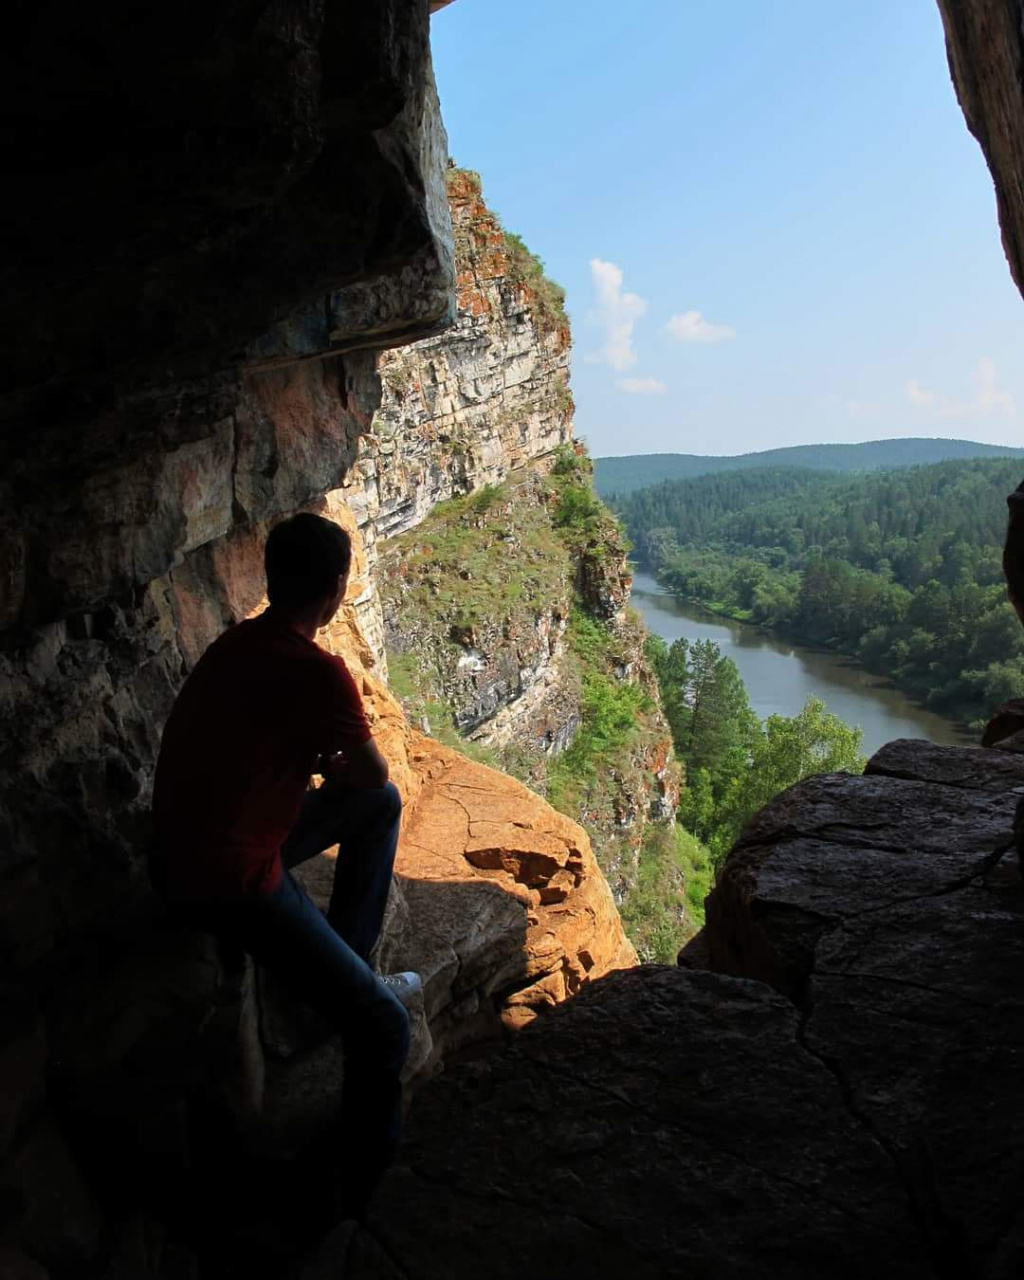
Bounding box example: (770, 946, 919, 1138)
(345, 168, 573, 566)
(339, 167, 576, 676)
(344, 170, 680, 931)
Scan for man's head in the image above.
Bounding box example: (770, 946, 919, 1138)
(1005, 482, 1024, 628)
(265, 513, 352, 624)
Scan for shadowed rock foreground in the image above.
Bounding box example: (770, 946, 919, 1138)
(319, 738, 1024, 1279)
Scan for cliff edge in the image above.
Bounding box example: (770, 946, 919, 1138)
(328, 736, 1024, 1280)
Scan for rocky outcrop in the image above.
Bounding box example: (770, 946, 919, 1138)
(691, 740, 1022, 990)
(0, 3, 452, 422)
(982, 696, 1024, 748)
(938, 1, 1024, 294)
(344, 167, 572, 573)
(334, 167, 679, 916)
(376, 465, 578, 752)
(374, 456, 680, 904)
(328, 968, 940, 1280)
(325, 738, 1024, 1279)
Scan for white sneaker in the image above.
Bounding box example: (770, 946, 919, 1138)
(379, 971, 423, 1007)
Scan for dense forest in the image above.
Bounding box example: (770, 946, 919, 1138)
(594, 438, 1024, 498)
(646, 634, 864, 867)
(616, 627, 868, 960)
(616, 458, 1024, 729)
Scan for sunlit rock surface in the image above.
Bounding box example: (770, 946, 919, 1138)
(345, 170, 679, 898)
(344, 168, 573, 564)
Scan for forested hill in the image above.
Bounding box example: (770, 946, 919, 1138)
(616, 459, 1021, 569)
(616, 457, 1024, 729)
(594, 438, 1024, 498)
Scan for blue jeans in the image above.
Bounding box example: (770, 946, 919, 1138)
(181, 781, 409, 1213)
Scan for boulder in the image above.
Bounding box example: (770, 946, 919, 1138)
(322, 968, 933, 1280)
(315, 739, 1024, 1278)
(982, 699, 1024, 749)
(690, 755, 1018, 994)
(693, 740, 1024, 1275)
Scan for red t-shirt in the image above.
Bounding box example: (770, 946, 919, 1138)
(153, 611, 371, 901)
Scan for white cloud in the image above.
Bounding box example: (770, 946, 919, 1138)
(617, 377, 667, 394)
(905, 356, 1016, 420)
(845, 399, 885, 421)
(585, 258, 647, 371)
(666, 310, 736, 344)
(905, 379, 936, 409)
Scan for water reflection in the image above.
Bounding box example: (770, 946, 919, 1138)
(630, 569, 970, 756)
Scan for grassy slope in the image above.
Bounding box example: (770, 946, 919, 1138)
(378, 453, 701, 962)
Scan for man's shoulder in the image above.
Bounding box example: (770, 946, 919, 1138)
(309, 643, 360, 691)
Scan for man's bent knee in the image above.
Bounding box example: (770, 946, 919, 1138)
(378, 780, 402, 822)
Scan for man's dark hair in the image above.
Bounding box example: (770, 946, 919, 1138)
(265, 514, 352, 607)
(1005, 481, 1024, 609)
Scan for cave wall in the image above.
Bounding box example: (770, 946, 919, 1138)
(937, 0, 1024, 294)
(0, 0, 455, 990)
(0, 6, 455, 1270)
(0, 7, 646, 1272)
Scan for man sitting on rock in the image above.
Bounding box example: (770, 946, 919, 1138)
(152, 512, 420, 1216)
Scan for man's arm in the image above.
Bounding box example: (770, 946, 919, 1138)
(319, 737, 390, 789)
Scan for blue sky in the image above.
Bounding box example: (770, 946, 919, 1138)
(431, 0, 1024, 458)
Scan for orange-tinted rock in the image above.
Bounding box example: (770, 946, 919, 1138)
(310, 509, 637, 1048)
(178, 500, 636, 1074)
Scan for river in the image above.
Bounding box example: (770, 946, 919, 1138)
(630, 569, 970, 756)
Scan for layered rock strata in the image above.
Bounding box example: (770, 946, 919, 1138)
(375, 459, 680, 901)
(340, 169, 679, 912)
(344, 167, 573, 581)
(327, 739, 1024, 1279)
(338, 166, 576, 675)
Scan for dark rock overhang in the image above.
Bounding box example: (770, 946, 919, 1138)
(0, 0, 456, 435)
(937, 0, 1024, 296)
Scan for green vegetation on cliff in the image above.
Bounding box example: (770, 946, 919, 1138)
(620, 822, 712, 961)
(617, 458, 1024, 728)
(446, 164, 568, 339)
(545, 609, 652, 815)
(383, 475, 567, 636)
(378, 449, 696, 964)
(646, 633, 865, 864)
(502, 232, 568, 338)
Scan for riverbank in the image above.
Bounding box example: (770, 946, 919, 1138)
(630, 568, 971, 755)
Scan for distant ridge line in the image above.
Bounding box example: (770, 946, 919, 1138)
(593, 437, 1024, 498)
